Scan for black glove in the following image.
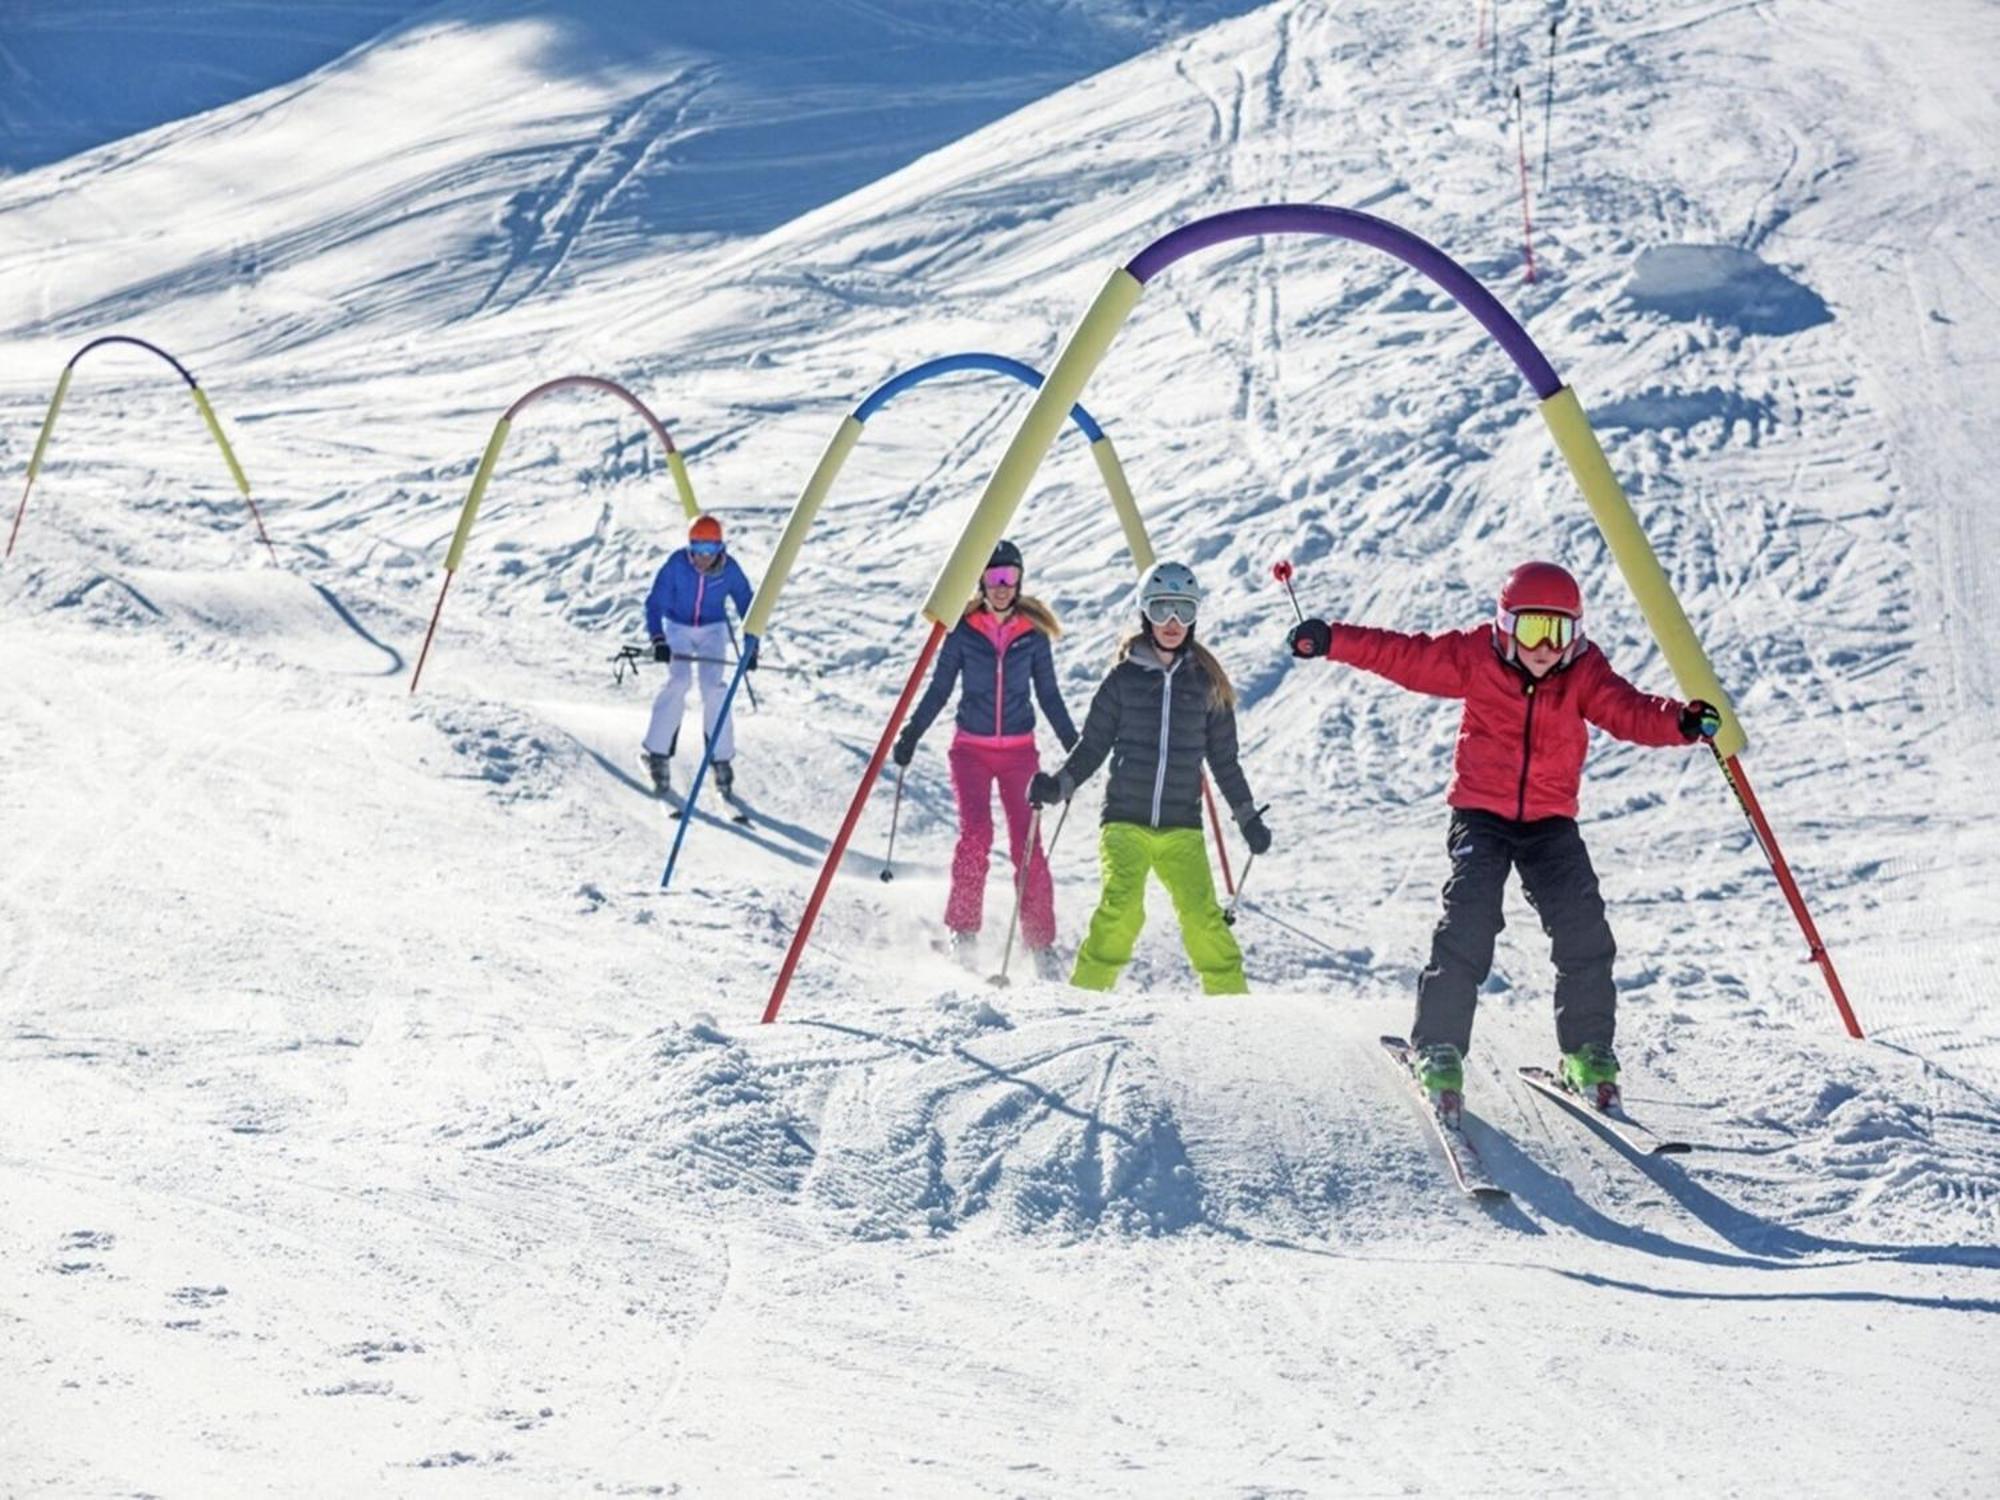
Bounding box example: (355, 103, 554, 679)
(1028, 771, 1065, 808)
(1679, 699, 1722, 742)
(651, 636, 672, 664)
(1238, 807, 1272, 856)
(1289, 618, 1333, 659)
(891, 726, 919, 768)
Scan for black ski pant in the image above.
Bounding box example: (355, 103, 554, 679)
(1412, 808, 1617, 1057)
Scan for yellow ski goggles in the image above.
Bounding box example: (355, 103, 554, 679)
(1509, 610, 1576, 650)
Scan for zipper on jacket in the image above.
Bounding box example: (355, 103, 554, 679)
(693, 566, 707, 626)
(1151, 658, 1179, 827)
(994, 633, 1006, 736)
(1515, 680, 1537, 821)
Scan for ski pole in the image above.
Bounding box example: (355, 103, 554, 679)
(1223, 853, 1256, 927)
(991, 798, 1069, 988)
(1221, 802, 1267, 926)
(1272, 559, 1305, 623)
(616, 646, 817, 678)
(725, 619, 761, 713)
(880, 764, 906, 883)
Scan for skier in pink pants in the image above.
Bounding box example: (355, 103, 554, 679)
(893, 540, 1078, 978)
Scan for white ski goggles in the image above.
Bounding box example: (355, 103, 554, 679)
(1144, 596, 1198, 627)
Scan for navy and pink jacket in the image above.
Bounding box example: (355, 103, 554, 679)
(906, 609, 1078, 750)
(1323, 623, 1691, 822)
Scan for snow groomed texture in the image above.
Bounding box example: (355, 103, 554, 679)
(669, 351, 1151, 891)
(768, 201, 1850, 1033)
(409, 375, 700, 692)
(7, 334, 275, 565)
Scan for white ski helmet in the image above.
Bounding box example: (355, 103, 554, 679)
(1138, 560, 1205, 612)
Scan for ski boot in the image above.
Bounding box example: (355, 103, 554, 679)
(1411, 1042, 1466, 1120)
(1029, 945, 1068, 983)
(1559, 1041, 1621, 1111)
(643, 751, 672, 799)
(712, 758, 735, 798)
(945, 929, 979, 972)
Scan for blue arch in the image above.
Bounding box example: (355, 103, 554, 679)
(852, 352, 1106, 442)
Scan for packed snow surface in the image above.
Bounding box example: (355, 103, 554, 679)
(3, 0, 1999, 1494)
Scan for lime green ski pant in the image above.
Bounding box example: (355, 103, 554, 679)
(1070, 822, 1248, 995)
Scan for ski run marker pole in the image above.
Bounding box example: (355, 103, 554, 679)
(1541, 16, 1559, 192)
(1514, 84, 1538, 282)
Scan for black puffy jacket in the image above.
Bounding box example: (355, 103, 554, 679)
(1054, 644, 1255, 831)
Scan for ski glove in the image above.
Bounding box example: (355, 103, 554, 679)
(1289, 618, 1333, 659)
(651, 636, 672, 664)
(1679, 699, 1722, 742)
(891, 726, 919, 768)
(1237, 806, 1272, 856)
(1028, 770, 1068, 808)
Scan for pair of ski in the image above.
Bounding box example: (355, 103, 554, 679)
(668, 790, 750, 826)
(1379, 1036, 1692, 1201)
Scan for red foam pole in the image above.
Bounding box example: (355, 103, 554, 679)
(1718, 752, 1863, 1039)
(1514, 84, 1537, 283)
(5, 478, 30, 559)
(1202, 775, 1236, 897)
(408, 569, 455, 694)
(244, 495, 279, 566)
(763, 620, 946, 1024)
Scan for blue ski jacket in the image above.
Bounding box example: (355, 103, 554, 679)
(645, 549, 754, 636)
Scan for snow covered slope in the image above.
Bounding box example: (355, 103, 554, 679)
(3, 0, 1999, 1493)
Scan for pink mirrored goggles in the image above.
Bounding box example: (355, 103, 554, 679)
(982, 566, 1021, 590)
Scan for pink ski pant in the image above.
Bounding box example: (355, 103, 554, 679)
(946, 738, 1054, 949)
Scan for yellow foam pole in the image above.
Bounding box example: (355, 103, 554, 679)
(921, 270, 1145, 624)
(667, 448, 699, 518)
(1540, 386, 1745, 757)
(746, 414, 864, 637)
(1091, 434, 1154, 573)
(190, 387, 252, 497)
(24, 366, 73, 488)
(445, 418, 512, 572)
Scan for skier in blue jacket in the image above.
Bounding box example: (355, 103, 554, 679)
(643, 513, 756, 799)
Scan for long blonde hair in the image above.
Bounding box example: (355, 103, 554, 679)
(962, 593, 1062, 637)
(1118, 631, 1236, 709)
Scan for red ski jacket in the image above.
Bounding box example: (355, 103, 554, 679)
(1323, 623, 1690, 821)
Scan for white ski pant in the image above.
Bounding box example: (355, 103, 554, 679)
(644, 620, 736, 761)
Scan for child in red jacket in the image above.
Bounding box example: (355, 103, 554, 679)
(1288, 561, 1720, 1107)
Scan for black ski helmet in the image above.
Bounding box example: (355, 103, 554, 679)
(987, 539, 1024, 574)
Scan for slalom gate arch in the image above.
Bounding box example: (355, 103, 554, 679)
(7, 335, 276, 565)
(663, 351, 1252, 894)
(763, 204, 1859, 1035)
(408, 375, 701, 691)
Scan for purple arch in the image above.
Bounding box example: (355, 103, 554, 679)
(68, 335, 202, 388)
(1125, 204, 1562, 400)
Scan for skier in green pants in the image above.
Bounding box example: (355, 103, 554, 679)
(1029, 561, 1270, 994)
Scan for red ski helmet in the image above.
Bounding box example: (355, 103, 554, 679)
(1496, 560, 1585, 665)
(689, 514, 724, 544)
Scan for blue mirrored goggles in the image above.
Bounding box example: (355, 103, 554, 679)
(689, 540, 725, 557)
(1143, 596, 1198, 627)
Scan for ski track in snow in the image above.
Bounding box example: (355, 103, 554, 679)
(3, 0, 2000, 1493)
